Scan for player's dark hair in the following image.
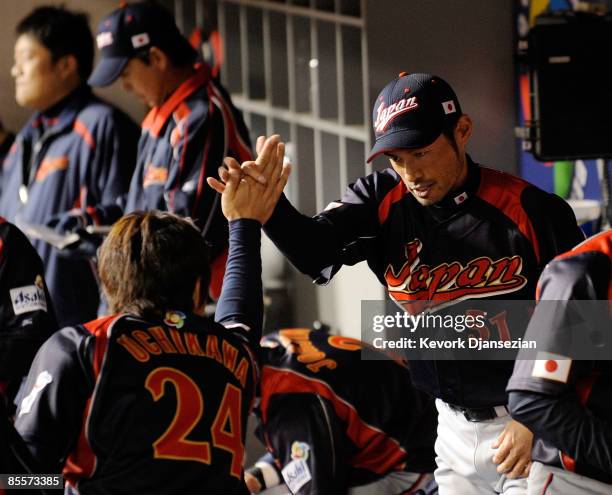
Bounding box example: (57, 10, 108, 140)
(98, 211, 210, 318)
(16, 6, 94, 83)
(442, 114, 461, 154)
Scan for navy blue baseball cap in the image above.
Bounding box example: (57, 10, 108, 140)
(367, 73, 462, 162)
(89, 2, 196, 87)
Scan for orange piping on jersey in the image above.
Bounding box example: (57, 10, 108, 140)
(260, 366, 407, 474)
(476, 167, 541, 264)
(142, 65, 212, 137)
(378, 180, 407, 224)
(74, 120, 96, 150)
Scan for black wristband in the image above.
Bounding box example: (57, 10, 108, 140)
(246, 466, 266, 490)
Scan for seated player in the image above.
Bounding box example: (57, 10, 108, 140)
(507, 229, 612, 494)
(0, 218, 57, 411)
(14, 136, 289, 494)
(244, 326, 437, 495)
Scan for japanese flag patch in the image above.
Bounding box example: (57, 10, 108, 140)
(531, 352, 572, 383)
(442, 100, 457, 114)
(131, 33, 150, 49)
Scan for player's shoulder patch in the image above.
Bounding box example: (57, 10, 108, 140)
(282, 456, 311, 494)
(10, 275, 47, 315)
(531, 352, 572, 383)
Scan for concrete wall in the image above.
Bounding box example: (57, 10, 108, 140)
(0, 0, 145, 132)
(366, 0, 517, 173)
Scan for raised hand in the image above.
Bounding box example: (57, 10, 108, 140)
(207, 135, 290, 224)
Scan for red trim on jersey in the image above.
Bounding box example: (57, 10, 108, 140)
(192, 91, 215, 219)
(476, 167, 541, 264)
(260, 367, 407, 474)
(378, 180, 407, 224)
(208, 83, 253, 162)
(142, 66, 212, 137)
(541, 472, 554, 494)
(399, 473, 429, 494)
(74, 120, 96, 150)
(63, 315, 118, 487)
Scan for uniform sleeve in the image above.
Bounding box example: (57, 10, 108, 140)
(507, 254, 605, 395)
(263, 173, 385, 284)
(265, 394, 349, 495)
(508, 253, 612, 475)
(0, 222, 57, 397)
(214, 219, 263, 346)
(13, 326, 93, 474)
(509, 390, 612, 476)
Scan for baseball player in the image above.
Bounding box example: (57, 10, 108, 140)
(236, 73, 585, 494)
(0, 218, 56, 411)
(0, 6, 139, 327)
(507, 229, 612, 494)
(88, 1, 253, 300)
(244, 327, 437, 495)
(13, 137, 289, 494)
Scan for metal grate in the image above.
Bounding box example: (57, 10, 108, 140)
(215, 0, 371, 214)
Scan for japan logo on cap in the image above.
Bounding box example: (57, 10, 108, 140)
(442, 100, 456, 115)
(131, 33, 150, 49)
(531, 351, 572, 383)
(96, 32, 114, 49)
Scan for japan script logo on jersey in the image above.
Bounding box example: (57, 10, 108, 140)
(385, 239, 527, 307)
(10, 275, 47, 315)
(374, 97, 419, 134)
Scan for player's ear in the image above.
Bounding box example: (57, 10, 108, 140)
(454, 114, 473, 146)
(192, 277, 207, 316)
(148, 46, 169, 71)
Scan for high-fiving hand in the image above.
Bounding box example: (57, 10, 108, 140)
(207, 135, 291, 224)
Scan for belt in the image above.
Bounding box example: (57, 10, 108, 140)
(448, 403, 508, 422)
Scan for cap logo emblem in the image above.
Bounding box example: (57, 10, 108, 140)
(374, 97, 418, 133)
(131, 33, 150, 49)
(96, 32, 114, 49)
(442, 100, 456, 114)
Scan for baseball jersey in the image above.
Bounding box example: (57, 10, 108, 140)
(0, 218, 57, 403)
(0, 86, 139, 327)
(14, 219, 262, 495)
(125, 64, 253, 299)
(257, 329, 437, 494)
(507, 229, 612, 484)
(264, 158, 584, 407)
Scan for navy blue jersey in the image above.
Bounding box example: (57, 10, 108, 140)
(0, 218, 57, 403)
(257, 329, 436, 494)
(0, 87, 139, 327)
(508, 229, 612, 484)
(14, 219, 263, 494)
(125, 66, 252, 300)
(264, 158, 584, 407)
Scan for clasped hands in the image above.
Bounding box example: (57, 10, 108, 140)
(207, 135, 291, 224)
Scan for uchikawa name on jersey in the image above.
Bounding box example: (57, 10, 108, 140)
(117, 324, 250, 387)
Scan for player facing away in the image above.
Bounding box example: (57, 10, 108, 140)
(507, 229, 612, 495)
(88, 1, 253, 301)
(244, 327, 437, 495)
(234, 73, 585, 494)
(13, 137, 290, 494)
